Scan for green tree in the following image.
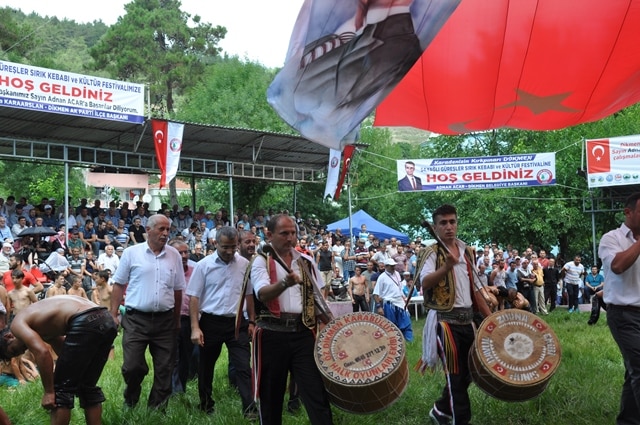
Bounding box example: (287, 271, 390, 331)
(0, 161, 91, 204)
(89, 0, 226, 114)
(175, 57, 293, 133)
(0, 7, 37, 61)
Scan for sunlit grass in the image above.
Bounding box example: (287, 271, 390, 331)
(1, 307, 622, 424)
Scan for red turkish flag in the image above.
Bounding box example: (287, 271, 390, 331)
(586, 139, 611, 174)
(334, 145, 356, 201)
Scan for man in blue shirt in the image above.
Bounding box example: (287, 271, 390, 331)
(585, 265, 606, 325)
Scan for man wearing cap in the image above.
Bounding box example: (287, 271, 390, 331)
(42, 205, 59, 230)
(373, 258, 413, 341)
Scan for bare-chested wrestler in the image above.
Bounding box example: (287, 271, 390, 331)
(91, 271, 112, 308)
(348, 265, 370, 312)
(0, 295, 117, 425)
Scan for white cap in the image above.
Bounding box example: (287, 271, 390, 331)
(384, 258, 397, 266)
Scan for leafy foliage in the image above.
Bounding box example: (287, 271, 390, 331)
(0, 161, 91, 203)
(89, 0, 226, 113)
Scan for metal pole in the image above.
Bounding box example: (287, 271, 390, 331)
(64, 146, 69, 241)
(590, 192, 598, 266)
(347, 174, 353, 243)
(228, 163, 234, 228)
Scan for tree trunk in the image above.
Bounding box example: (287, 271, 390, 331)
(169, 178, 178, 207)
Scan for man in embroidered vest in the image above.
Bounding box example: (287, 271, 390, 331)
(250, 214, 333, 425)
(420, 204, 492, 425)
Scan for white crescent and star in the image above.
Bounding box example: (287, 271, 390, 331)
(154, 130, 164, 143)
(591, 145, 605, 161)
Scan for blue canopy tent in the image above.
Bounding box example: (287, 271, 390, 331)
(326, 210, 409, 245)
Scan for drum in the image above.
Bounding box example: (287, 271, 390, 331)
(469, 309, 561, 401)
(315, 312, 409, 414)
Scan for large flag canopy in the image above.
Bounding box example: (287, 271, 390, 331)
(375, 0, 640, 135)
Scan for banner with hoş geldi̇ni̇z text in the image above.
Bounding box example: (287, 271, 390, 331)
(0, 60, 145, 123)
(586, 135, 640, 188)
(396, 153, 555, 192)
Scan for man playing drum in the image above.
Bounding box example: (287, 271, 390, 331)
(250, 214, 333, 425)
(420, 204, 492, 425)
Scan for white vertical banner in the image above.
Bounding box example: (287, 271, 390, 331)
(324, 148, 341, 198)
(164, 122, 184, 187)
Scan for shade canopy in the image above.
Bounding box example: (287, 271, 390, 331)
(326, 210, 409, 245)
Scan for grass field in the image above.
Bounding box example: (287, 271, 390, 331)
(1, 307, 622, 424)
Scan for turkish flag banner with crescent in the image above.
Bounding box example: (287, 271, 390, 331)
(586, 139, 610, 174)
(586, 135, 640, 189)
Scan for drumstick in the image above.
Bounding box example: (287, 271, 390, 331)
(421, 220, 494, 310)
(262, 244, 334, 321)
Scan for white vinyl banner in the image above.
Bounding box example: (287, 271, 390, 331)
(396, 153, 556, 192)
(586, 135, 640, 188)
(0, 60, 145, 123)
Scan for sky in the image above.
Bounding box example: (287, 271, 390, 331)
(3, 0, 304, 68)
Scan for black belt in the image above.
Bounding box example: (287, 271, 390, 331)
(608, 304, 640, 312)
(436, 307, 474, 325)
(257, 313, 305, 333)
(201, 313, 236, 320)
(125, 307, 173, 317)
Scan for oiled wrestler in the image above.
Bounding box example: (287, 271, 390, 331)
(0, 295, 117, 425)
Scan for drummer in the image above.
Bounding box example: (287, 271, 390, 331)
(420, 204, 492, 425)
(250, 214, 333, 425)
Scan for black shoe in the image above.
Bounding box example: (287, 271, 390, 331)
(287, 397, 301, 413)
(587, 320, 595, 325)
(429, 407, 452, 425)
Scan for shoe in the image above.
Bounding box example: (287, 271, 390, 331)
(568, 308, 574, 313)
(429, 407, 452, 425)
(287, 397, 301, 413)
(587, 320, 594, 325)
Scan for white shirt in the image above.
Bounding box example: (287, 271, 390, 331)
(251, 249, 322, 314)
(187, 251, 250, 316)
(373, 270, 404, 309)
(420, 240, 475, 308)
(562, 261, 584, 285)
(112, 242, 186, 312)
(97, 252, 120, 274)
(599, 223, 640, 306)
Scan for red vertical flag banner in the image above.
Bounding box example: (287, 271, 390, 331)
(334, 145, 356, 200)
(152, 119, 184, 188)
(586, 139, 611, 174)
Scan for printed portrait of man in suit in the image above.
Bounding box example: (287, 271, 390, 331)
(398, 161, 422, 191)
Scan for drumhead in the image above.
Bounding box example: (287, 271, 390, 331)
(473, 309, 561, 388)
(315, 312, 406, 386)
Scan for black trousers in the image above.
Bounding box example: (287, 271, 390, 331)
(566, 283, 580, 310)
(121, 309, 176, 408)
(352, 294, 369, 312)
(435, 322, 475, 425)
(607, 305, 640, 425)
(544, 283, 557, 311)
(255, 327, 333, 425)
(198, 313, 253, 413)
(173, 315, 194, 393)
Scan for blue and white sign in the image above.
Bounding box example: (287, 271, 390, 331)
(0, 60, 145, 124)
(397, 153, 556, 192)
